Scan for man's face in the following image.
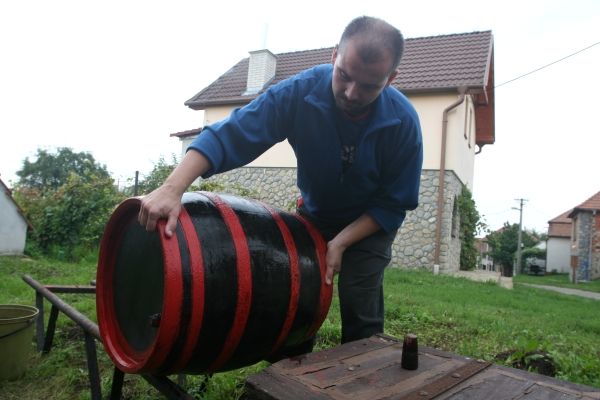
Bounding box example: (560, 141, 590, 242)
(331, 39, 397, 116)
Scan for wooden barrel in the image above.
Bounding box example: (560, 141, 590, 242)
(96, 191, 332, 375)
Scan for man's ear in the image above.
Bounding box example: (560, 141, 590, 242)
(386, 69, 399, 86)
(331, 45, 339, 64)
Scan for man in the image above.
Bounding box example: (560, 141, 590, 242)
(138, 16, 423, 345)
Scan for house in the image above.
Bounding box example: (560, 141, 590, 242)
(0, 177, 31, 255)
(475, 237, 495, 271)
(172, 30, 495, 272)
(546, 210, 572, 274)
(568, 191, 600, 281)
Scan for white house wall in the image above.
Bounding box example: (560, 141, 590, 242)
(0, 190, 27, 255)
(203, 106, 297, 167)
(447, 97, 476, 190)
(203, 106, 233, 126)
(410, 93, 475, 190)
(546, 237, 571, 274)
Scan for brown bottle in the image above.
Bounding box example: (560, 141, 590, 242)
(401, 333, 419, 370)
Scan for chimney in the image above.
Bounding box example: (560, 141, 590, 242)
(245, 49, 277, 95)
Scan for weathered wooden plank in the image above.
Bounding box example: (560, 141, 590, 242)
(303, 350, 455, 392)
(440, 366, 600, 400)
(383, 360, 491, 400)
(329, 357, 460, 400)
(244, 368, 333, 400)
(273, 335, 392, 374)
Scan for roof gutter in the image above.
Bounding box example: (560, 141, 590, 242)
(434, 88, 468, 272)
(185, 97, 258, 110)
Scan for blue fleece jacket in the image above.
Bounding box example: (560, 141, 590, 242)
(188, 64, 423, 232)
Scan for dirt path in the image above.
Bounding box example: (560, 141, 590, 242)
(520, 283, 600, 301)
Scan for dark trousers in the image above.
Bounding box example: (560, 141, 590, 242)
(299, 206, 397, 344)
(336, 228, 396, 343)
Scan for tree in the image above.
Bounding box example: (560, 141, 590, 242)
(486, 223, 539, 276)
(14, 147, 122, 259)
(137, 155, 179, 195)
(457, 186, 486, 270)
(16, 147, 111, 193)
(136, 155, 248, 196)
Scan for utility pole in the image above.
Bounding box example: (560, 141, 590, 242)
(134, 171, 139, 197)
(513, 198, 527, 275)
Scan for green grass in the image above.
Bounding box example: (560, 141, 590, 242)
(0, 255, 265, 400)
(379, 269, 600, 388)
(1, 256, 599, 399)
(514, 273, 600, 293)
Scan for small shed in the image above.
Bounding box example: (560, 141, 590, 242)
(546, 210, 572, 274)
(0, 177, 30, 255)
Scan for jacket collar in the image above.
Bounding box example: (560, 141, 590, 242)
(303, 64, 403, 133)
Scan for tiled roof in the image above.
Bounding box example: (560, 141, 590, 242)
(549, 210, 572, 224)
(568, 191, 600, 218)
(185, 30, 493, 109)
(185, 47, 333, 108)
(548, 210, 572, 238)
(392, 30, 492, 91)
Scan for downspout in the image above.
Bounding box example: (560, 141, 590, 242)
(433, 89, 467, 273)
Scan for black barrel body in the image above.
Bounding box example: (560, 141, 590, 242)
(96, 191, 331, 374)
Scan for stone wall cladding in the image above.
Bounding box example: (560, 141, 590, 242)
(204, 167, 299, 211)
(593, 215, 600, 280)
(397, 171, 463, 272)
(203, 167, 463, 272)
(575, 212, 594, 281)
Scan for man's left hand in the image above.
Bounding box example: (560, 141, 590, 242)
(326, 240, 347, 285)
(323, 214, 381, 285)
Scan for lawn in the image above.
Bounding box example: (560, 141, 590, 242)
(1, 255, 599, 399)
(513, 272, 600, 293)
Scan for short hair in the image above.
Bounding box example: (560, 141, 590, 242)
(339, 16, 404, 72)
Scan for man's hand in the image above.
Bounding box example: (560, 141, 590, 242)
(137, 150, 213, 237)
(138, 184, 182, 237)
(326, 240, 347, 285)
(323, 214, 382, 285)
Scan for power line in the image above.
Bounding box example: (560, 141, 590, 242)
(482, 208, 513, 217)
(495, 41, 600, 88)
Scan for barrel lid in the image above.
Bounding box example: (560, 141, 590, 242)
(96, 198, 166, 372)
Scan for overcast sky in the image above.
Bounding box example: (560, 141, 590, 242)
(1, 0, 598, 234)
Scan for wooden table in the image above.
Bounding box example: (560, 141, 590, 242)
(245, 334, 600, 399)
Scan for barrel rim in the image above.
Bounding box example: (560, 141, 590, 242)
(294, 214, 333, 340)
(97, 197, 184, 373)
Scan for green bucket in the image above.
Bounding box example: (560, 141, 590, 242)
(0, 304, 39, 381)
